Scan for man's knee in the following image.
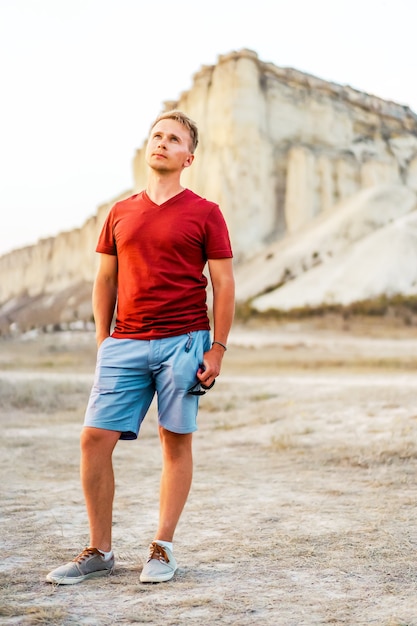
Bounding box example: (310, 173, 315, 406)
(80, 427, 120, 455)
(159, 427, 192, 459)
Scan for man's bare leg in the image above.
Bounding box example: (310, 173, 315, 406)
(155, 426, 193, 542)
(80, 427, 121, 552)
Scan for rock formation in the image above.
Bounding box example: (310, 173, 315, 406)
(1, 48, 417, 334)
(241, 184, 417, 311)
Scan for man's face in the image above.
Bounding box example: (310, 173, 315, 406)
(145, 119, 194, 173)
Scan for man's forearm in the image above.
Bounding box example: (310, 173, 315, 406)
(92, 279, 118, 343)
(212, 281, 235, 348)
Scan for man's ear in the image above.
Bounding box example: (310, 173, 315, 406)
(183, 154, 194, 168)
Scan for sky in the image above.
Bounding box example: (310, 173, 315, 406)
(1, 0, 416, 256)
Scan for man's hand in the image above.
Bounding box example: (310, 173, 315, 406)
(196, 343, 226, 387)
(96, 334, 110, 349)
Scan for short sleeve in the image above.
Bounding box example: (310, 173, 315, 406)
(204, 206, 233, 259)
(96, 206, 117, 255)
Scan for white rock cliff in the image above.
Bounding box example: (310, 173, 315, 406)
(1, 49, 417, 332)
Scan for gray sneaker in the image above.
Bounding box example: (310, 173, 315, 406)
(46, 547, 114, 585)
(140, 542, 177, 583)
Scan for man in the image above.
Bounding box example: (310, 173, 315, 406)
(46, 110, 235, 585)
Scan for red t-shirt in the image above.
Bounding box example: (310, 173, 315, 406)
(96, 189, 233, 339)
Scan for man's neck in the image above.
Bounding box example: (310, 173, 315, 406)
(146, 173, 184, 206)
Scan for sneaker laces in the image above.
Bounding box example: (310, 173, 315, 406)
(72, 547, 103, 563)
(147, 542, 170, 564)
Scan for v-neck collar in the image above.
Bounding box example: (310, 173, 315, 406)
(143, 188, 187, 208)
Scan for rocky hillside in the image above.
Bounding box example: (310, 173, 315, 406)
(1, 48, 417, 335)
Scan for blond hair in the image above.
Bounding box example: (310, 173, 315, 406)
(150, 110, 199, 153)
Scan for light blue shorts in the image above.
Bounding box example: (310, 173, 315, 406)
(84, 330, 211, 440)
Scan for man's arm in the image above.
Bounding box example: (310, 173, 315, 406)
(92, 253, 118, 347)
(197, 257, 235, 386)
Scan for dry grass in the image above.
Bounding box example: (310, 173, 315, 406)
(0, 378, 90, 412)
(1, 322, 417, 625)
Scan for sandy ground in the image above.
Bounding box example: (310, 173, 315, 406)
(1, 318, 417, 625)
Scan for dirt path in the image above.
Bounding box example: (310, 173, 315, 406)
(1, 322, 417, 625)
